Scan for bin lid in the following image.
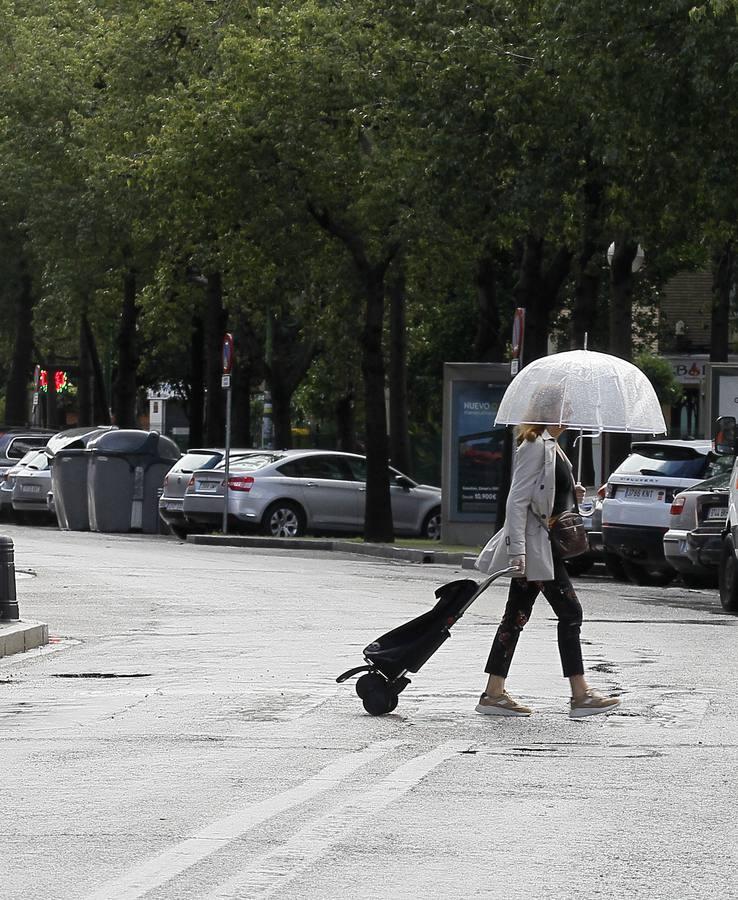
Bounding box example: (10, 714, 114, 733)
(48, 425, 118, 454)
(87, 429, 181, 461)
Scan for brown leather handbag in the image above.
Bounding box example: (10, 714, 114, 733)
(548, 510, 589, 559)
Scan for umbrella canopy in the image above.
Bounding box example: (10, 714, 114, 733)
(494, 350, 667, 434)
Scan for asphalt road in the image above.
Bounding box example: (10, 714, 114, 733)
(2, 526, 737, 900)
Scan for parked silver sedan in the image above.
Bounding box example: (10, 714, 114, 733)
(663, 468, 731, 586)
(182, 450, 442, 539)
(158, 447, 258, 538)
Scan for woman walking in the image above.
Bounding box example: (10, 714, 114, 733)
(476, 388, 620, 719)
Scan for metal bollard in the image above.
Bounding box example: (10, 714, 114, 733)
(0, 536, 19, 621)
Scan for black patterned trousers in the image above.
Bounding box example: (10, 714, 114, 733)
(485, 554, 584, 678)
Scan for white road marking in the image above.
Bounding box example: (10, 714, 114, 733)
(205, 740, 467, 899)
(83, 739, 401, 900)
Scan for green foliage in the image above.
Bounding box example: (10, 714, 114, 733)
(635, 353, 684, 406)
(1, 0, 738, 437)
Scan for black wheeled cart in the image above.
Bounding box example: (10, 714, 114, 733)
(336, 567, 514, 716)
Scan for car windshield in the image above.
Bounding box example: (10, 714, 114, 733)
(616, 446, 715, 479)
(19, 449, 47, 468)
(175, 451, 222, 474)
(216, 453, 282, 472)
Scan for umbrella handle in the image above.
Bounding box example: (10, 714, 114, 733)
(572, 430, 602, 485)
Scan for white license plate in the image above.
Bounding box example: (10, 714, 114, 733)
(707, 507, 728, 519)
(196, 481, 220, 494)
(623, 487, 655, 499)
(165, 499, 183, 509)
(23, 484, 41, 494)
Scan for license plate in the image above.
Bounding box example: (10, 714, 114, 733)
(196, 481, 219, 494)
(623, 487, 656, 499)
(165, 499, 183, 509)
(707, 507, 728, 519)
(23, 484, 41, 494)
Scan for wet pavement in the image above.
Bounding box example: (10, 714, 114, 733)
(1, 525, 737, 899)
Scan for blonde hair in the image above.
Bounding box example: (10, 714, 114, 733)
(515, 424, 546, 445)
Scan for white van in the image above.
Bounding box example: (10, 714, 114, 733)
(602, 439, 725, 585)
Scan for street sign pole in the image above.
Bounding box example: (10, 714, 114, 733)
(221, 333, 234, 535)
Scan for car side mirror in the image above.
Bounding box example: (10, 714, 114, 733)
(394, 475, 413, 491)
(714, 416, 737, 456)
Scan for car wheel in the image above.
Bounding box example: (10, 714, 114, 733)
(603, 551, 627, 581)
(622, 560, 674, 587)
(261, 501, 306, 538)
(718, 535, 738, 612)
(421, 507, 442, 541)
(170, 524, 189, 540)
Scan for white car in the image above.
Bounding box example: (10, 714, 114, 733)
(0, 448, 52, 521)
(602, 439, 725, 585)
(182, 449, 442, 539)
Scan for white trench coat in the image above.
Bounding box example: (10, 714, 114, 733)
(476, 430, 573, 582)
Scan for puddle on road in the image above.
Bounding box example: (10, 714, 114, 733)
(474, 745, 666, 759)
(49, 673, 152, 679)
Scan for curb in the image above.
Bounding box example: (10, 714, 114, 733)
(188, 533, 480, 568)
(0, 620, 49, 659)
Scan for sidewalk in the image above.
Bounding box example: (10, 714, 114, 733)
(188, 533, 481, 568)
(0, 619, 48, 659)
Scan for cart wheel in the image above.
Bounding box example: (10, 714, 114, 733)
(362, 684, 396, 716)
(355, 673, 383, 700)
(386, 693, 399, 713)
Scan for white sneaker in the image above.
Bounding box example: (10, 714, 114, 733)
(475, 691, 532, 717)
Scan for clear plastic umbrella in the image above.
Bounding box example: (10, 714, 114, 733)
(494, 350, 666, 434)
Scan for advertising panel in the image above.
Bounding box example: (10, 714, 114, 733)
(450, 380, 507, 519)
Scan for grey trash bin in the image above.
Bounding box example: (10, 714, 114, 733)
(51, 427, 118, 531)
(87, 430, 181, 533)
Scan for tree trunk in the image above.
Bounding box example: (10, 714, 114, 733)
(111, 266, 138, 428)
(388, 260, 411, 475)
(78, 311, 93, 427)
(608, 239, 639, 361)
(5, 264, 34, 426)
(270, 381, 292, 449)
(307, 201, 396, 542)
(266, 311, 317, 450)
(473, 251, 502, 362)
(204, 272, 226, 445)
(45, 353, 59, 429)
(188, 311, 205, 446)
(362, 266, 394, 541)
(335, 390, 356, 451)
(513, 235, 572, 363)
(710, 241, 734, 363)
(569, 241, 603, 486)
(232, 359, 252, 448)
(571, 171, 604, 351)
(605, 239, 640, 473)
(81, 313, 110, 424)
